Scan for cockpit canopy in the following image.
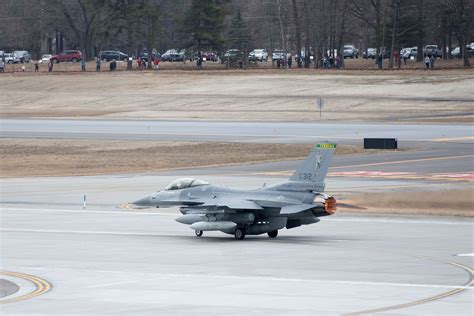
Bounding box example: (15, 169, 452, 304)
(164, 178, 210, 191)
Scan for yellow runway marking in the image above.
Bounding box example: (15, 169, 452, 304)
(430, 136, 474, 142)
(0, 270, 52, 304)
(254, 170, 474, 182)
(255, 155, 474, 176)
(331, 154, 474, 170)
(346, 255, 474, 315)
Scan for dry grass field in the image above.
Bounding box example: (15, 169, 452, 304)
(1, 67, 473, 123)
(0, 139, 365, 177)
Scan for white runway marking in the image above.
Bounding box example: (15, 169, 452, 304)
(1, 228, 168, 237)
(455, 253, 474, 257)
(0, 207, 174, 216)
(14, 266, 474, 291)
(87, 281, 137, 288)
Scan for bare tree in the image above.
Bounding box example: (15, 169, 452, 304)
(441, 0, 473, 67)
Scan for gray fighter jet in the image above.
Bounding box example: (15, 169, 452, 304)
(133, 143, 337, 240)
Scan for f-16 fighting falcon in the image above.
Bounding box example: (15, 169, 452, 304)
(133, 144, 337, 240)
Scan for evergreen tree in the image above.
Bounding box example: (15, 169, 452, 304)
(227, 10, 251, 51)
(182, 0, 228, 50)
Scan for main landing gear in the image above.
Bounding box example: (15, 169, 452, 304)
(195, 230, 203, 237)
(267, 230, 278, 238)
(234, 228, 246, 240)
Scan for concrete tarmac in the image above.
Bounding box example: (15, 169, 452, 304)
(1, 172, 473, 315)
(2, 118, 473, 143)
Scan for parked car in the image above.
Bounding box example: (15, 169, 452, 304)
(4, 53, 20, 64)
(99, 50, 128, 61)
(248, 49, 268, 62)
(468, 46, 474, 57)
(363, 48, 377, 59)
(194, 51, 218, 62)
(423, 45, 442, 58)
(451, 45, 474, 58)
(272, 49, 285, 61)
(224, 49, 244, 60)
(451, 46, 461, 58)
(343, 45, 359, 58)
(50, 50, 82, 63)
(161, 49, 185, 62)
(13, 50, 31, 63)
(39, 54, 52, 63)
(401, 47, 415, 59)
(408, 47, 418, 58)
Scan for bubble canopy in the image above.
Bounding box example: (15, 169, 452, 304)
(164, 178, 210, 191)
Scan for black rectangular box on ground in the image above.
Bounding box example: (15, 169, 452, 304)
(364, 138, 398, 149)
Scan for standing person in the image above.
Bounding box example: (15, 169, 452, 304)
(196, 51, 202, 70)
(96, 57, 101, 72)
(430, 55, 435, 69)
(393, 50, 400, 69)
(335, 55, 341, 69)
(153, 55, 160, 70)
(110, 59, 117, 71)
(424, 55, 430, 69)
(81, 59, 86, 72)
(287, 54, 292, 69)
(377, 53, 383, 69)
(47, 60, 53, 72)
(137, 56, 142, 70)
(34, 60, 39, 72)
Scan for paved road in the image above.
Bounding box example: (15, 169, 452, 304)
(1, 174, 472, 315)
(2, 119, 473, 143)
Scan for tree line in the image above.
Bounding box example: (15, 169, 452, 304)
(1, 0, 472, 67)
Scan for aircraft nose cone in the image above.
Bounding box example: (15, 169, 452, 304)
(132, 195, 151, 206)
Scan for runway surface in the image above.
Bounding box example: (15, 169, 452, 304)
(1, 171, 473, 315)
(2, 118, 473, 143)
(1, 118, 473, 314)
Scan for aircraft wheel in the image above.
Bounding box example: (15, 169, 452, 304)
(234, 228, 245, 240)
(195, 230, 203, 237)
(267, 230, 278, 238)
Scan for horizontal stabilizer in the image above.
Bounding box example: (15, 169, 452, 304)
(280, 204, 314, 215)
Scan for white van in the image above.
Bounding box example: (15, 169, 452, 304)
(13, 50, 31, 63)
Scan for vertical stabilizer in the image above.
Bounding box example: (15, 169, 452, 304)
(289, 143, 336, 183)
